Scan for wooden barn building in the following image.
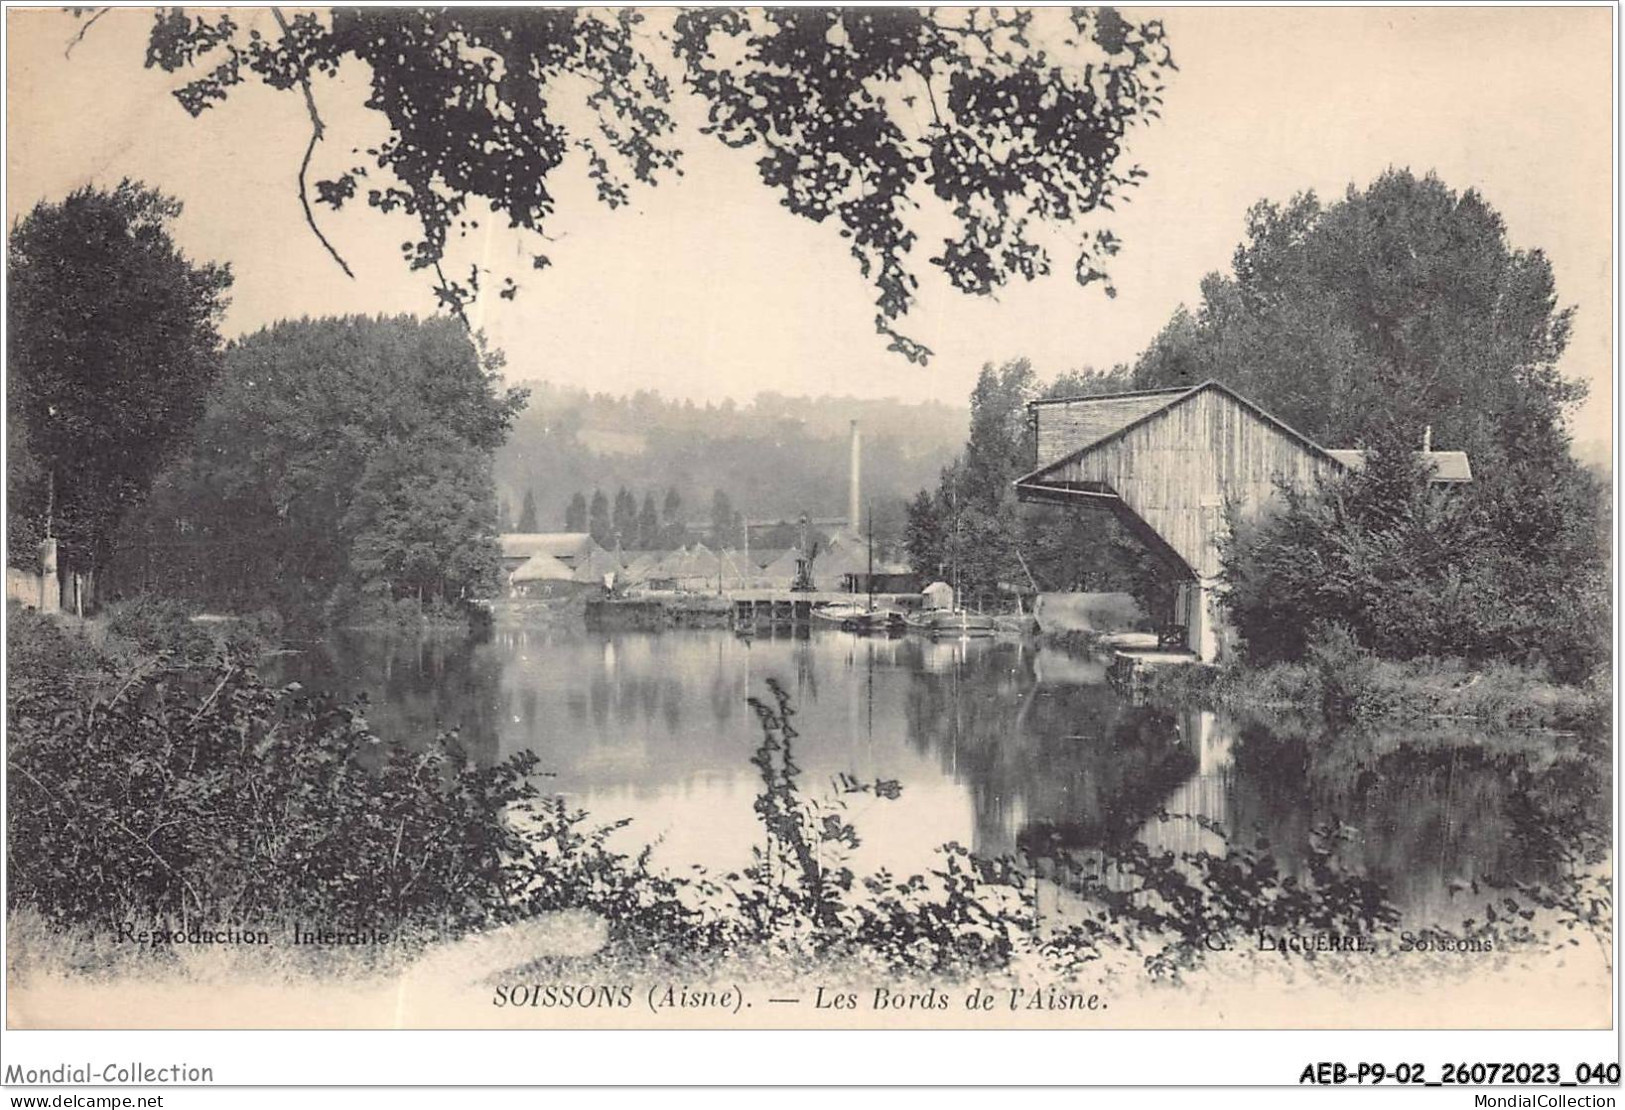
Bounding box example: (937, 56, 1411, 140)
(1015, 380, 1470, 662)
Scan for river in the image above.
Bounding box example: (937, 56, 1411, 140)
(269, 625, 1608, 934)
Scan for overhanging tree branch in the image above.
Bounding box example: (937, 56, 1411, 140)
(272, 6, 354, 281)
(64, 7, 111, 59)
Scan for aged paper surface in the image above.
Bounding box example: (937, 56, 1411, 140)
(3, 4, 1613, 1045)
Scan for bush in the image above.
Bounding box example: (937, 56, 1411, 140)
(8, 652, 533, 937)
(103, 595, 215, 660)
(7, 608, 112, 695)
(1220, 431, 1609, 683)
(1304, 623, 1381, 720)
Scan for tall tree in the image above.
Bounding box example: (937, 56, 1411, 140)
(345, 433, 503, 604)
(962, 358, 1038, 509)
(8, 180, 232, 578)
(588, 490, 612, 546)
(925, 359, 1036, 602)
(636, 492, 661, 550)
(1133, 170, 1580, 469)
(116, 315, 523, 616)
(563, 491, 587, 532)
(611, 487, 638, 546)
(125, 8, 1172, 361)
(710, 490, 736, 548)
(904, 490, 947, 580)
(661, 487, 685, 547)
(516, 489, 539, 532)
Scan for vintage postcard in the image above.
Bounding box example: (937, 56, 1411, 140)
(2, 2, 1615, 1063)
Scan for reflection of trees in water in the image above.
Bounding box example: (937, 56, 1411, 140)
(276, 630, 1608, 934)
(638, 674, 661, 722)
(898, 642, 1196, 858)
(660, 682, 682, 734)
(895, 640, 1608, 930)
(589, 670, 611, 728)
(275, 631, 507, 766)
(788, 635, 820, 705)
(1223, 719, 1611, 925)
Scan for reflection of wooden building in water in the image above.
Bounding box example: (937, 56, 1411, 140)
(1016, 381, 1470, 662)
(1135, 709, 1234, 859)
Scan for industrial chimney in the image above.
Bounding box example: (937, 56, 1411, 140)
(848, 420, 862, 534)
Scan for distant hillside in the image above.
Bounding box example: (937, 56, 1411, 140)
(494, 383, 968, 531)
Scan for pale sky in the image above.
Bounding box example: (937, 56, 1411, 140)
(5, 5, 1615, 448)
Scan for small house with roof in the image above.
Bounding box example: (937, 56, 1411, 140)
(498, 533, 602, 577)
(508, 551, 582, 598)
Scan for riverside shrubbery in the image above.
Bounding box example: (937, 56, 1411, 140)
(1219, 429, 1608, 686)
(7, 611, 531, 936)
(1143, 624, 1605, 732)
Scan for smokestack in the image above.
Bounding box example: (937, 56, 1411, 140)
(849, 420, 862, 534)
(1422, 424, 1433, 453)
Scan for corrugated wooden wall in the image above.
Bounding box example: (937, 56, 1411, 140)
(1040, 389, 1342, 577)
(1033, 391, 1187, 470)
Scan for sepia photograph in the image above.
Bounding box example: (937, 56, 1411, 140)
(1, 0, 1616, 1076)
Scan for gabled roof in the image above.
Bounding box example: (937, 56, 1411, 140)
(1325, 449, 1473, 483)
(670, 542, 717, 578)
(500, 533, 600, 561)
(572, 546, 627, 583)
(618, 550, 665, 580)
(1029, 384, 1194, 461)
(1019, 379, 1473, 488)
(510, 551, 577, 583)
(1020, 380, 1340, 487)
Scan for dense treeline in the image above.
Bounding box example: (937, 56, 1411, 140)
(906, 359, 1172, 610)
(111, 316, 524, 623)
(494, 383, 964, 537)
(525, 481, 890, 555)
(549, 486, 701, 549)
(1221, 433, 1607, 683)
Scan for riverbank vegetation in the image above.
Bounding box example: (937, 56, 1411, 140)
(1150, 171, 1609, 690)
(7, 184, 521, 638)
(1140, 630, 1607, 735)
(108, 316, 524, 630)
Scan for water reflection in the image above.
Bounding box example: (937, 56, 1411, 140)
(269, 628, 1607, 929)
